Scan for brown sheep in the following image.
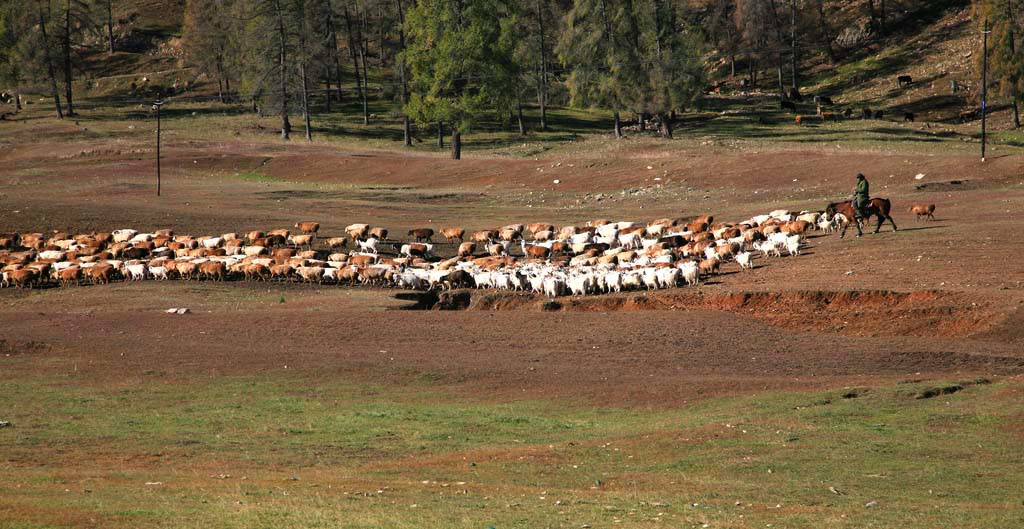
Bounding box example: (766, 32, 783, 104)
(294, 222, 320, 235)
(442, 227, 465, 242)
(498, 228, 522, 241)
(457, 242, 476, 257)
(199, 261, 227, 281)
(345, 223, 370, 241)
(176, 262, 198, 280)
(8, 268, 39, 288)
(270, 264, 293, 281)
(523, 244, 551, 260)
(471, 230, 497, 243)
(58, 266, 81, 286)
(368, 227, 389, 240)
(686, 221, 709, 233)
(909, 204, 936, 221)
(244, 263, 271, 281)
(698, 258, 720, 277)
(325, 237, 348, 248)
(408, 228, 434, 242)
(84, 264, 115, 284)
(526, 223, 554, 235)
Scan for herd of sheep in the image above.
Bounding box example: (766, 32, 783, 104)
(0, 209, 846, 296)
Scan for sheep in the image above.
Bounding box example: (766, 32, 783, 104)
(408, 228, 434, 242)
(458, 242, 476, 257)
(357, 237, 380, 254)
(295, 222, 320, 235)
(735, 251, 753, 270)
(442, 227, 466, 242)
(785, 235, 802, 256)
(345, 223, 370, 241)
(908, 204, 936, 221)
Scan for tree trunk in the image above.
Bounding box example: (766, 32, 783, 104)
(377, 2, 385, 67)
(613, 111, 622, 138)
(535, 0, 548, 131)
(790, 0, 798, 89)
(637, 112, 645, 131)
(437, 121, 444, 148)
(37, 3, 64, 119)
(879, 0, 885, 34)
(274, 0, 291, 140)
(217, 75, 224, 104)
(343, 5, 363, 101)
(62, 0, 75, 116)
(451, 129, 461, 160)
(324, 80, 331, 112)
(324, 0, 344, 104)
(776, 57, 784, 100)
(816, 0, 836, 65)
(15, 90, 22, 111)
(658, 113, 672, 139)
(395, 0, 411, 146)
(106, 0, 114, 54)
(358, 7, 370, 125)
(300, 62, 312, 141)
(1006, 3, 1020, 129)
(517, 99, 526, 135)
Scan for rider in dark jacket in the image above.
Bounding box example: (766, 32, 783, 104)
(853, 173, 870, 219)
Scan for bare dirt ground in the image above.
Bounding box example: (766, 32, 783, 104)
(2, 118, 1023, 407)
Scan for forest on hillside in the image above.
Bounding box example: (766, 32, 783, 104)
(1, 0, 1021, 157)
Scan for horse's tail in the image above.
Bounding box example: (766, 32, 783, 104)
(875, 198, 891, 217)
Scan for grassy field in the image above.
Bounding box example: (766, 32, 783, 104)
(2, 371, 1022, 529)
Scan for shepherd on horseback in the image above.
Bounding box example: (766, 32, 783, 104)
(825, 172, 899, 238)
(853, 173, 870, 221)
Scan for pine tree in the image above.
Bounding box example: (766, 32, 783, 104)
(977, 0, 1023, 129)
(402, 0, 517, 159)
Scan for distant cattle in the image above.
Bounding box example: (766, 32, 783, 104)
(897, 75, 913, 88)
(873, 110, 885, 120)
(787, 87, 803, 102)
(862, 108, 873, 119)
(780, 100, 797, 113)
(813, 95, 834, 106)
(904, 111, 915, 122)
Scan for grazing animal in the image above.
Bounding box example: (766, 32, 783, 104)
(735, 251, 753, 269)
(442, 228, 465, 242)
(873, 110, 884, 120)
(408, 228, 434, 242)
(780, 100, 797, 112)
(825, 198, 899, 237)
(897, 75, 913, 87)
(368, 227, 388, 240)
(904, 111, 915, 122)
(457, 242, 476, 257)
(294, 222, 320, 235)
(862, 107, 872, 119)
(345, 223, 370, 241)
(842, 108, 854, 118)
(787, 87, 802, 101)
(908, 204, 936, 221)
(325, 237, 348, 248)
(814, 95, 834, 106)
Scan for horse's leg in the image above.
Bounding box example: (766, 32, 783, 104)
(873, 212, 884, 234)
(889, 215, 898, 232)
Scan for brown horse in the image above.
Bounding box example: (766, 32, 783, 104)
(826, 198, 898, 238)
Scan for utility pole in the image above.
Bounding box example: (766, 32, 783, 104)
(154, 100, 165, 196)
(982, 19, 990, 162)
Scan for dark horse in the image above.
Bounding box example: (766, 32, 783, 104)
(826, 198, 899, 238)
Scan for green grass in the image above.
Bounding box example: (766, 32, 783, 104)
(2, 374, 1022, 528)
